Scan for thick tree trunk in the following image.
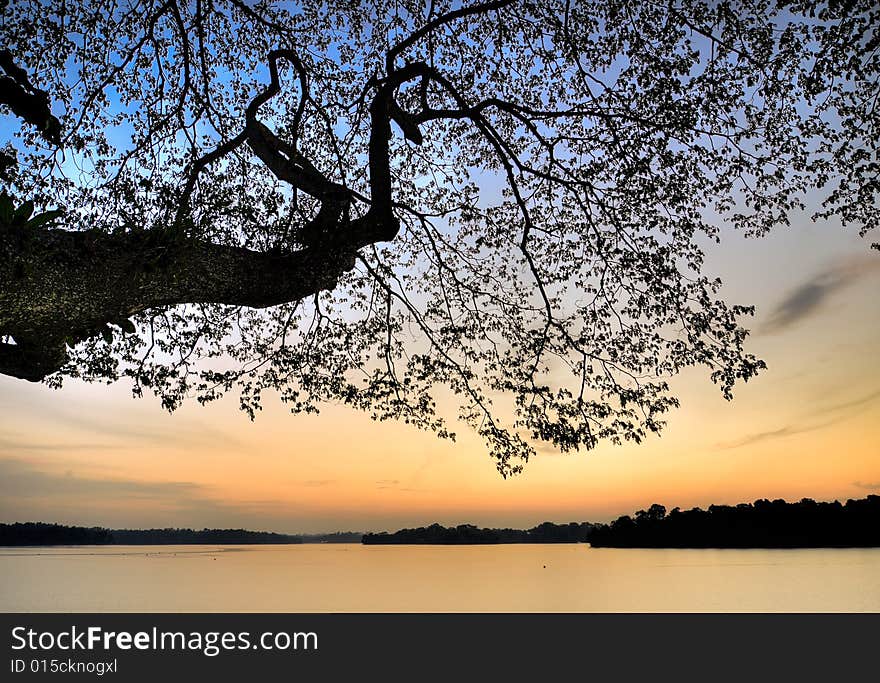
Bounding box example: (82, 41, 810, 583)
(0, 50, 409, 382)
(0, 224, 371, 381)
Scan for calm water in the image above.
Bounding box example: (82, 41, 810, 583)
(2, 544, 879, 612)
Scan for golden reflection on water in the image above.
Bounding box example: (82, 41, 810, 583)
(2, 544, 878, 612)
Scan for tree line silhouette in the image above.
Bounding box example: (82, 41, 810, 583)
(362, 522, 593, 545)
(589, 496, 880, 548)
(1, 522, 115, 546)
(4, 496, 879, 547)
(0, 523, 321, 545)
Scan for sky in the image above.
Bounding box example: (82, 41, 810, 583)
(1, 3, 877, 534)
(1, 202, 877, 533)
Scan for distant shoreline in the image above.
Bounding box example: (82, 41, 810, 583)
(361, 496, 880, 547)
(362, 522, 593, 545)
(0, 523, 361, 546)
(4, 495, 879, 548)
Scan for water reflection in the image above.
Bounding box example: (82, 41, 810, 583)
(1, 544, 878, 612)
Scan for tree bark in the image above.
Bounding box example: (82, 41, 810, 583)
(0, 223, 377, 381)
(0, 48, 412, 382)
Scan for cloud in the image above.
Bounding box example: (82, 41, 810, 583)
(0, 434, 115, 453)
(717, 423, 824, 450)
(0, 457, 203, 500)
(716, 389, 880, 450)
(0, 381, 244, 454)
(0, 414, 241, 455)
(853, 481, 880, 491)
(810, 390, 880, 418)
(48, 412, 243, 451)
(301, 479, 334, 487)
(534, 442, 565, 455)
(375, 479, 418, 492)
(0, 457, 311, 530)
(762, 257, 878, 334)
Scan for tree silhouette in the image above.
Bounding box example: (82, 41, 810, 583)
(1, 1, 876, 475)
(589, 496, 880, 547)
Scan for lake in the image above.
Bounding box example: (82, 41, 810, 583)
(2, 544, 879, 612)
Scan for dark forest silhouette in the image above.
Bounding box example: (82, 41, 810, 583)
(365, 496, 880, 546)
(4, 496, 879, 547)
(589, 496, 880, 548)
(363, 522, 593, 544)
(0, 522, 358, 546)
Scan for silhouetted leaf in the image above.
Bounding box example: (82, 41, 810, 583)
(26, 209, 64, 229)
(13, 200, 33, 223)
(0, 192, 12, 224)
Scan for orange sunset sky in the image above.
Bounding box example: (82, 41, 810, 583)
(1, 208, 878, 533)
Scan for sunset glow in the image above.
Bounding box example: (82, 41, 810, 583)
(2, 214, 877, 534)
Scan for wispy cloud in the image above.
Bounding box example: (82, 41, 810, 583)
(0, 457, 312, 530)
(0, 457, 203, 500)
(375, 479, 418, 492)
(0, 434, 115, 453)
(809, 390, 880, 418)
(0, 414, 242, 456)
(853, 481, 880, 491)
(717, 423, 827, 450)
(716, 389, 880, 450)
(534, 442, 565, 455)
(762, 257, 878, 334)
(0, 380, 244, 453)
(301, 479, 334, 488)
